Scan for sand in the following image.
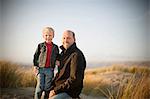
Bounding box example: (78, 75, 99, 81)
(1, 87, 101, 99)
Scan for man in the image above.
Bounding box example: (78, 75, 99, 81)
(49, 30, 86, 99)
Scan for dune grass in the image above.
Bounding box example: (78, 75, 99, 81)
(85, 65, 150, 75)
(19, 67, 36, 87)
(95, 72, 150, 99)
(83, 65, 150, 99)
(1, 60, 150, 98)
(0, 60, 36, 88)
(120, 73, 150, 99)
(0, 60, 21, 88)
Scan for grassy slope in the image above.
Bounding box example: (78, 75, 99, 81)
(0, 60, 150, 99)
(83, 65, 150, 99)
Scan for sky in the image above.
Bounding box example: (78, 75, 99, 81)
(0, 0, 150, 66)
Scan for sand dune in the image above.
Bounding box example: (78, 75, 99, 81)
(1, 65, 150, 99)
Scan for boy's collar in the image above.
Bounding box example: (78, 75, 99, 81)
(44, 41, 53, 45)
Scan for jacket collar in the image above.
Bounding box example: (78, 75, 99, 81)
(44, 41, 53, 45)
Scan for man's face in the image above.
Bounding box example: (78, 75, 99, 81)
(43, 29, 54, 43)
(62, 31, 75, 49)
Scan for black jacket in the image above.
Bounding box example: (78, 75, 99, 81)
(50, 43, 86, 98)
(33, 42, 59, 68)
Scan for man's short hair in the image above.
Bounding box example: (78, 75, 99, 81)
(66, 30, 75, 40)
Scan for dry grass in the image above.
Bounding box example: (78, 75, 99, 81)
(0, 60, 21, 88)
(83, 65, 150, 99)
(1, 60, 150, 98)
(19, 67, 36, 87)
(121, 73, 150, 99)
(0, 60, 36, 88)
(85, 65, 150, 74)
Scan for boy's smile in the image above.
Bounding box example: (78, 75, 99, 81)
(43, 29, 54, 43)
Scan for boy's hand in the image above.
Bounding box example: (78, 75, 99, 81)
(33, 66, 38, 76)
(56, 60, 60, 66)
(49, 90, 56, 97)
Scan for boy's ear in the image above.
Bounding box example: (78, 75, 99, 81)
(52, 32, 55, 38)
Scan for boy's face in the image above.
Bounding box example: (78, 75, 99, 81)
(42, 29, 54, 43)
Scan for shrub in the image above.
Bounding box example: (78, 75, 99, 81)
(0, 60, 21, 88)
(0, 60, 36, 88)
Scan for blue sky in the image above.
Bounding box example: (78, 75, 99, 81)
(0, 0, 150, 65)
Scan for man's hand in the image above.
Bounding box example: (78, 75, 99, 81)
(56, 60, 60, 66)
(49, 90, 56, 97)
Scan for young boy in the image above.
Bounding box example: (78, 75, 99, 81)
(33, 27, 59, 99)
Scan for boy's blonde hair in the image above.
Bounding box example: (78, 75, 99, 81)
(42, 27, 55, 37)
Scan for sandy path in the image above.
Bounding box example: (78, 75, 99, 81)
(1, 87, 102, 99)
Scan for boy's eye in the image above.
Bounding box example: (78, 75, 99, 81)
(45, 35, 50, 36)
(45, 34, 53, 37)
